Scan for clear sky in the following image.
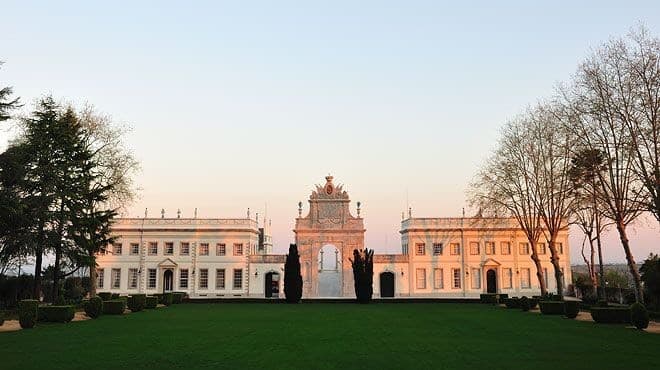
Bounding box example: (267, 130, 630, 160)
(1, 1, 658, 264)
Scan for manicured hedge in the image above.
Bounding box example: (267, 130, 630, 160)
(480, 294, 498, 304)
(528, 298, 539, 310)
(18, 299, 39, 329)
(590, 307, 631, 324)
(98, 292, 112, 301)
(520, 296, 531, 311)
(630, 303, 649, 330)
(539, 301, 565, 315)
(38, 305, 75, 323)
(111, 293, 120, 299)
(128, 294, 146, 312)
(103, 299, 126, 315)
(84, 297, 103, 318)
(173, 292, 186, 304)
(504, 297, 520, 309)
(161, 292, 173, 306)
(0, 310, 4, 326)
(564, 301, 580, 319)
(145, 296, 158, 309)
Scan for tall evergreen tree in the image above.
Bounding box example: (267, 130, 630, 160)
(0, 60, 20, 122)
(350, 248, 374, 303)
(284, 244, 302, 303)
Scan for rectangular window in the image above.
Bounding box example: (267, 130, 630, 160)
(180, 242, 190, 256)
(128, 268, 138, 289)
(521, 268, 531, 289)
(199, 243, 209, 256)
(503, 268, 513, 289)
(179, 269, 189, 289)
(471, 268, 481, 289)
(500, 242, 511, 255)
(130, 243, 140, 255)
(469, 242, 480, 255)
(216, 243, 226, 256)
(416, 268, 426, 289)
(415, 243, 426, 255)
(199, 269, 208, 289)
(538, 243, 546, 255)
(111, 268, 121, 289)
(165, 242, 174, 255)
(432, 243, 443, 255)
(452, 268, 461, 289)
(97, 269, 105, 289)
(148, 242, 158, 255)
(148, 269, 156, 289)
(233, 269, 243, 289)
(433, 268, 443, 289)
(519, 243, 530, 255)
(216, 269, 225, 289)
(450, 243, 461, 255)
(485, 242, 495, 255)
(233, 243, 243, 256)
(113, 243, 122, 255)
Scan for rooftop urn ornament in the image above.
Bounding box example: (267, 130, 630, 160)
(144, 208, 148, 218)
(357, 201, 361, 217)
(298, 201, 303, 217)
(177, 209, 181, 218)
(408, 207, 412, 218)
(194, 208, 198, 219)
(161, 208, 165, 218)
(247, 208, 250, 219)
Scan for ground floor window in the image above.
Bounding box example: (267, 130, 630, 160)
(97, 268, 104, 289)
(416, 268, 426, 289)
(433, 268, 443, 289)
(216, 269, 225, 289)
(199, 269, 209, 289)
(180, 269, 189, 289)
(129, 268, 138, 289)
(111, 268, 121, 289)
(233, 269, 243, 289)
(521, 268, 531, 288)
(471, 268, 481, 289)
(148, 268, 157, 289)
(452, 268, 461, 289)
(502, 268, 512, 289)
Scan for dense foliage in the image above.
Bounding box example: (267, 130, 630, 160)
(84, 296, 103, 318)
(630, 302, 649, 330)
(127, 294, 146, 312)
(564, 301, 580, 319)
(102, 299, 125, 315)
(590, 307, 631, 324)
(539, 301, 565, 315)
(18, 299, 38, 328)
(640, 254, 660, 310)
(145, 296, 158, 309)
(38, 305, 75, 323)
(284, 244, 303, 303)
(350, 248, 374, 303)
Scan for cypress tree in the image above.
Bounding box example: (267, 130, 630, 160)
(284, 244, 302, 303)
(350, 248, 374, 303)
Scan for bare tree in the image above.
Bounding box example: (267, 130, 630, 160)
(469, 114, 547, 295)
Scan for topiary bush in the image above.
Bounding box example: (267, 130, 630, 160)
(480, 294, 499, 304)
(172, 292, 185, 304)
(127, 294, 146, 312)
(84, 297, 103, 318)
(111, 293, 120, 300)
(38, 305, 75, 323)
(161, 292, 173, 306)
(504, 297, 520, 309)
(520, 296, 531, 311)
(630, 303, 649, 330)
(590, 306, 631, 324)
(98, 292, 112, 301)
(102, 299, 125, 315)
(528, 298, 539, 310)
(539, 301, 565, 315)
(18, 299, 39, 329)
(564, 300, 580, 319)
(145, 296, 158, 309)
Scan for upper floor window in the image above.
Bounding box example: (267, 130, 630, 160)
(450, 243, 461, 255)
(216, 243, 226, 256)
(113, 243, 122, 255)
(199, 243, 209, 256)
(164, 242, 174, 255)
(485, 242, 495, 255)
(469, 242, 480, 255)
(130, 243, 140, 255)
(538, 243, 546, 255)
(180, 242, 190, 256)
(432, 243, 443, 255)
(416, 243, 426, 256)
(148, 242, 158, 255)
(519, 242, 530, 255)
(234, 243, 243, 256)
(500, 242, 511, 255)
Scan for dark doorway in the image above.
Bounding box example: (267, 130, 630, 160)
(265, 272, 280, 298)
(486, 269, 497, 293)
(380, 272, 395, 297)
(163, 270, 173, 293)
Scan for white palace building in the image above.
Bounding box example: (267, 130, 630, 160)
(96, 176, 571, 299)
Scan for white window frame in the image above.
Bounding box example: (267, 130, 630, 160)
(148, 242, 158, 256)
(130, 243, 139, 255)
(471, 268, 481, 289)
(502, 268, 512, 289)
(521, 268, 531, 289)
(216, 243, 226, 256)
(234, 244, 243, 256)
(432, 243, 443, 255)
(500, 242, 511, 255)
(113, 243, 122, 255)
(179, 269, 189, 289)
(199, 269, 208, 289)
(199, 243, 209, 256)
(148, 268, 157, 289)
(485, 242, 495, 255)
(416, 243, 426, 256)
(450, 243, 461, 255)
(216, 269, 226, 289)
(416, 268, 426, 289)
(128, 268, 138, 289)
(180, 242, 190, 256)
(452, 268, 461, 289)
(97, 268, 105, 289)
(233, 269, 243, 289)
(111, 268, 121, 289)
(164, 242, 174, 255)
(433, 268, 443, 289)
(469, 242, 480, 255)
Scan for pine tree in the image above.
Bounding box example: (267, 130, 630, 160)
(284, 244, 302, 303)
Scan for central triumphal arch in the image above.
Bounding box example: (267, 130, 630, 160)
(294, 175, 365, 298)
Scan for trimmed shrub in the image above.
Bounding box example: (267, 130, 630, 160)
(0, 310, 4, 326)
(564, 300, 580, 319)
(38, 305, 75, 323)
(145, 296, 158, 309)
(127, 294, 146, 312)
(539, 301, 565, 315)
(84, 297, 103, 318)
(630, 303, 649, 330)
(520, 296, 531, 311)
(161, 292, 173, 306)
(480, 293, 501, 304)
(18, 299, 39, 329)
(503, 297, 520, 309)
(103, 300, 125, 315)
(98, 292, 112, 301)
(111, 293, 120, 299)
(591, 307, 631, 324)
(528, 298, 539, 310)
(172, 292, 185, 304)
(153, 293, 163, 303)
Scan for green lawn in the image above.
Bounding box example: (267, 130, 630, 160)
(1, 303, 658, 369)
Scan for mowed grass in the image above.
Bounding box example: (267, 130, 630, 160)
(1, 303, 658, 369)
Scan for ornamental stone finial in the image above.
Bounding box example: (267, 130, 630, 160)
(161, 208, 165, 218)
(177, 209, 181, 218)
(298, 201, 303, 217)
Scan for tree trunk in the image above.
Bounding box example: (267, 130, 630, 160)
(89, 251, 97, 297)
(33, 249, 43, 300)
(52, 244, 62, 302)
(530, 240, 547, 295)
(595, 222, 606, 301)
(548, 234, 563, 299)
(615, 219, 644, 304)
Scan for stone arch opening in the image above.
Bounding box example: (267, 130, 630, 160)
(318, 244, 341, 297)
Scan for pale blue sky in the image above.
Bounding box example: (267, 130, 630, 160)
(1, 1, 658, 263)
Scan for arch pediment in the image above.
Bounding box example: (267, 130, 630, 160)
(157, 258, 178, 268)
(481, 258, 501, 267)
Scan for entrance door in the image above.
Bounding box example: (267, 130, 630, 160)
(380, 272, 395, 297)
(163, 270, 173, 293)
(265, 272, 280, 298)
(486, 269, 497, 293)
